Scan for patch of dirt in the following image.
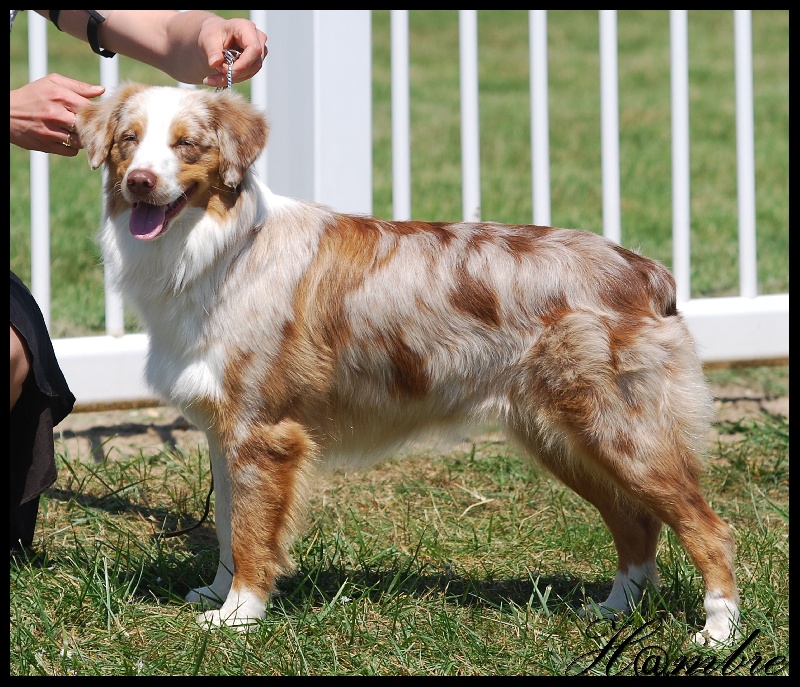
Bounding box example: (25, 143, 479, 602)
(54, 383, 788, 462)
(55, 405, 207, 463)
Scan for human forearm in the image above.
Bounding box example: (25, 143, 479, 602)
(99, 11, 225, 84)
(33, 11, 267, 87)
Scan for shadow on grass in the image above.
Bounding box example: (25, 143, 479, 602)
(55, 415, 197, 463)
(274, 559, 703, 629)
(280, 563, 608, 614)
(29, 483, 704, 628)
(46, 483, 214, 537)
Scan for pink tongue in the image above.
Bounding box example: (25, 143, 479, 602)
(130, 203, 167, 240)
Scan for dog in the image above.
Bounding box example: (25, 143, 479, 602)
(75, 83, 740, 645)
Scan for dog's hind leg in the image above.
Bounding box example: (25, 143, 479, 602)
(515, 415, 739, 646)
(196, 419, 313, 631)
(611, 445, 740, 646)
(509, 430, 663, 616)
(520, 311, 739, 645)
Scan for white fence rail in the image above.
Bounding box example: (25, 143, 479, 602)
(23, 10, 788, 408)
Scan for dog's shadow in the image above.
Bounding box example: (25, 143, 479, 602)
(39, 486, 699, 628)
(279, 562, 605, 615)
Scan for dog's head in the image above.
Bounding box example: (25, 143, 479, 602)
(75, 83, 269, 240)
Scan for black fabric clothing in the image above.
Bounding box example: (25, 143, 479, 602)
(10, 270, 75, 550)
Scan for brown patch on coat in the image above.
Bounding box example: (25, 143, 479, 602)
(449, 268, 501, 327)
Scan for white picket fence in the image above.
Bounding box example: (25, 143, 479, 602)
(23, 10, 788, 409)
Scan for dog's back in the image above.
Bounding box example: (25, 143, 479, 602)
(76, 84, 740, 645)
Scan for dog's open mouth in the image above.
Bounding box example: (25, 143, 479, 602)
(129, 185, 196, 240)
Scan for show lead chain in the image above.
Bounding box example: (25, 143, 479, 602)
(216, 49, 241, 92)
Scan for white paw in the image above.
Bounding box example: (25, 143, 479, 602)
(580, 567, 656, 620)
(196, 609, 260, 632)
(693, 592, 741, 646)
(691, 624, 742, 647)
(692, 630, 713, 646)
(193, 586, 267, 631)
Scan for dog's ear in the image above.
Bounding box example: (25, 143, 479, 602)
(210, 91, 270, 188)
(75, 99, 115, 170)
(75, 82, 146, 170)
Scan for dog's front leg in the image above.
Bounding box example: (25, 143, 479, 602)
(185, 437, 233, 609)
(196, 420, 313, 631)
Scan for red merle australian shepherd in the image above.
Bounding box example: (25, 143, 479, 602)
(75, 83, 740, 645)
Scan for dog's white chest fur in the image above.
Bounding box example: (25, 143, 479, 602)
(104, 177, 316, 415)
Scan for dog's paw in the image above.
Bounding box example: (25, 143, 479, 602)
(579, 599, 626, 621)
(196, 609, 261, 632)
(692, 592, 741, 646)
(193, 587, 267, 632)
(185, 585, 225, 609)
(691, 623, 742, 647)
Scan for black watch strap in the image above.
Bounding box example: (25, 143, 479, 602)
(49, 10, 63, 31)
(85, 10, 116, 58)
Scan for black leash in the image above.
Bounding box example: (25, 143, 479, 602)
(153, 477, 214, 540)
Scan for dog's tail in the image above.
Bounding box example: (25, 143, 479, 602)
(613, 244, 678, 318)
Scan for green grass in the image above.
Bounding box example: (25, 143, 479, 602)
(10, 10, 789, 336)
(10, 408, 788, 675)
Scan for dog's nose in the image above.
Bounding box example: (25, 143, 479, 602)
(126, 169, 158, 197)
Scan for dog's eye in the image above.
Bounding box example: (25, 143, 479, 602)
(176, 139, 195, 148)
(121, 133, 137, 143)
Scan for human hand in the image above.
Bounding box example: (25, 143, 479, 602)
(10, 74, 105, 156)
(197, 16, 268, 88)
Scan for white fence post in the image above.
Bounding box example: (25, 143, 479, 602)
(529, 10, 551, 227)
(670, 9, 692, 305)
(599, 10, 621, 244)
(28, 12, 51, 329)
(391, 10, 411, 221)
(459, 10, 481, 222)
(734, 10, 758, 299)
(262, 10, 372, 215)
(98, 53, 126, 337)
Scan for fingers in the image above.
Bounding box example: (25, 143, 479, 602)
(38, 127, 80, 157)
(230, 41, 267, 82)
(203, 20, 268, 87)
(60, 130, 79, 155)
(42, 73, 106, 99)
(54, 100, 89, 155)
(51, 115, 80, 156)
(33, 74, 103, 146)
(232, 28, 268, 80)
(53, 102, 84, 156)
(10, 79, 90, 155)
(43, 75, 102, 153)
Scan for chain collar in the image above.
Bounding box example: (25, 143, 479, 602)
(216, 49, 241, 92)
